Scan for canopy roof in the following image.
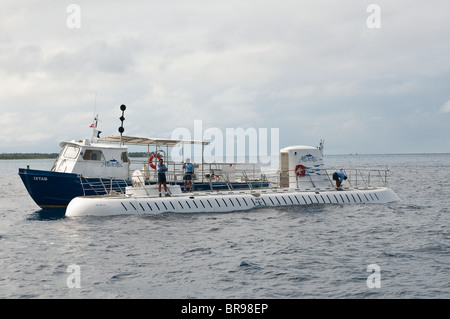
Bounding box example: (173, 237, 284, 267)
(98, 135, 209, 146)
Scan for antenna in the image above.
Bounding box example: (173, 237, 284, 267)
(93, 92, 97, 117)
(89, 92, 99, 143)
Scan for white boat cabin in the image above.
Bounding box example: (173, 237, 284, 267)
(51, 138, 129, 179)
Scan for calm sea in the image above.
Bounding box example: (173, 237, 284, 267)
(0, 154, 449, 300)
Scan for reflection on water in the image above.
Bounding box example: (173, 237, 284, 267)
(26, 208, 67, 221)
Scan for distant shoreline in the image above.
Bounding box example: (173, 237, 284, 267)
(0, 152, 151, 160)
(1, 152, 449, 160)
(0, 153, 59, 160)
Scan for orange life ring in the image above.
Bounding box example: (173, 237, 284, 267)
(294, 164, 306, 177)
(148, 153, 162, 169)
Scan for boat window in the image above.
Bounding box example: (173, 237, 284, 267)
(63, 146, 80, 159)
(82, 149, 105, 161)
(121, 152, 129, 162)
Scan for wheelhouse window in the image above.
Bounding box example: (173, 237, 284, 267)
(82, 149, 105, 161)
(63, 146, 80, 159)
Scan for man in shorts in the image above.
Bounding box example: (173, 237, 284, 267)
(157, 158, 170, 197)
(332, 169, 347, 189)
(182, 158, 195, 192)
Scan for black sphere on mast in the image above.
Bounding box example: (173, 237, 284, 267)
(119, 104, 126, 144)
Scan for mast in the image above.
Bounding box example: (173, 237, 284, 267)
(119, 104, 126, 146)
(89, 114, 100, 143)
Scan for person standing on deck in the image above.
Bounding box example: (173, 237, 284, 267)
(157, 158, 170, 197)
(182, 158, 195, 192)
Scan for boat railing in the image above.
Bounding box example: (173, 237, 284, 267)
(78, 163, 389, 196)
(264, 167, 390, 190)
(78, 161, 271, 196)
(78, 175, 131, 196)
(127, 160, 269, 187)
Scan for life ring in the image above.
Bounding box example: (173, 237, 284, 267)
(148, 153, 162, 169)
(294, 164, 306, 177)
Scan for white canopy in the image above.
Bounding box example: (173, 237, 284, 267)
(98, 135, 209, 146)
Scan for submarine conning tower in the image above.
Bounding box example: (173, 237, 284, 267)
(280, 140, 330, 190)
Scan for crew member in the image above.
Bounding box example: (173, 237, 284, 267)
(157, 158, 170, 197)
(332, 169, 347, 189)
(182, 158, 195, 192)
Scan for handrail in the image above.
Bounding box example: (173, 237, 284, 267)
(127, 160, 268, 185)
(266, 167, 390, 190)
(78, 175, 131, 196)
(77, 165, 390, 197)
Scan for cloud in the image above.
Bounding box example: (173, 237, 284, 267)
(48, 38, 140, 75)
(439, 100, 450, 113)
(1, 0, 450, 153)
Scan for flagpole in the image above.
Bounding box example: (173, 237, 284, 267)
(90, 114, 99, 143)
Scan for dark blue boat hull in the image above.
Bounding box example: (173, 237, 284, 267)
(19, 168, 269, 209)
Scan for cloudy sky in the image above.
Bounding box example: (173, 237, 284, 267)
(1, 0, 449, 155)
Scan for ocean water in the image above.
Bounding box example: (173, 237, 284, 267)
(0, 154, 449, 299)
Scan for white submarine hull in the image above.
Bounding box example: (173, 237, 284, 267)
(65, 187, 400, 217)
